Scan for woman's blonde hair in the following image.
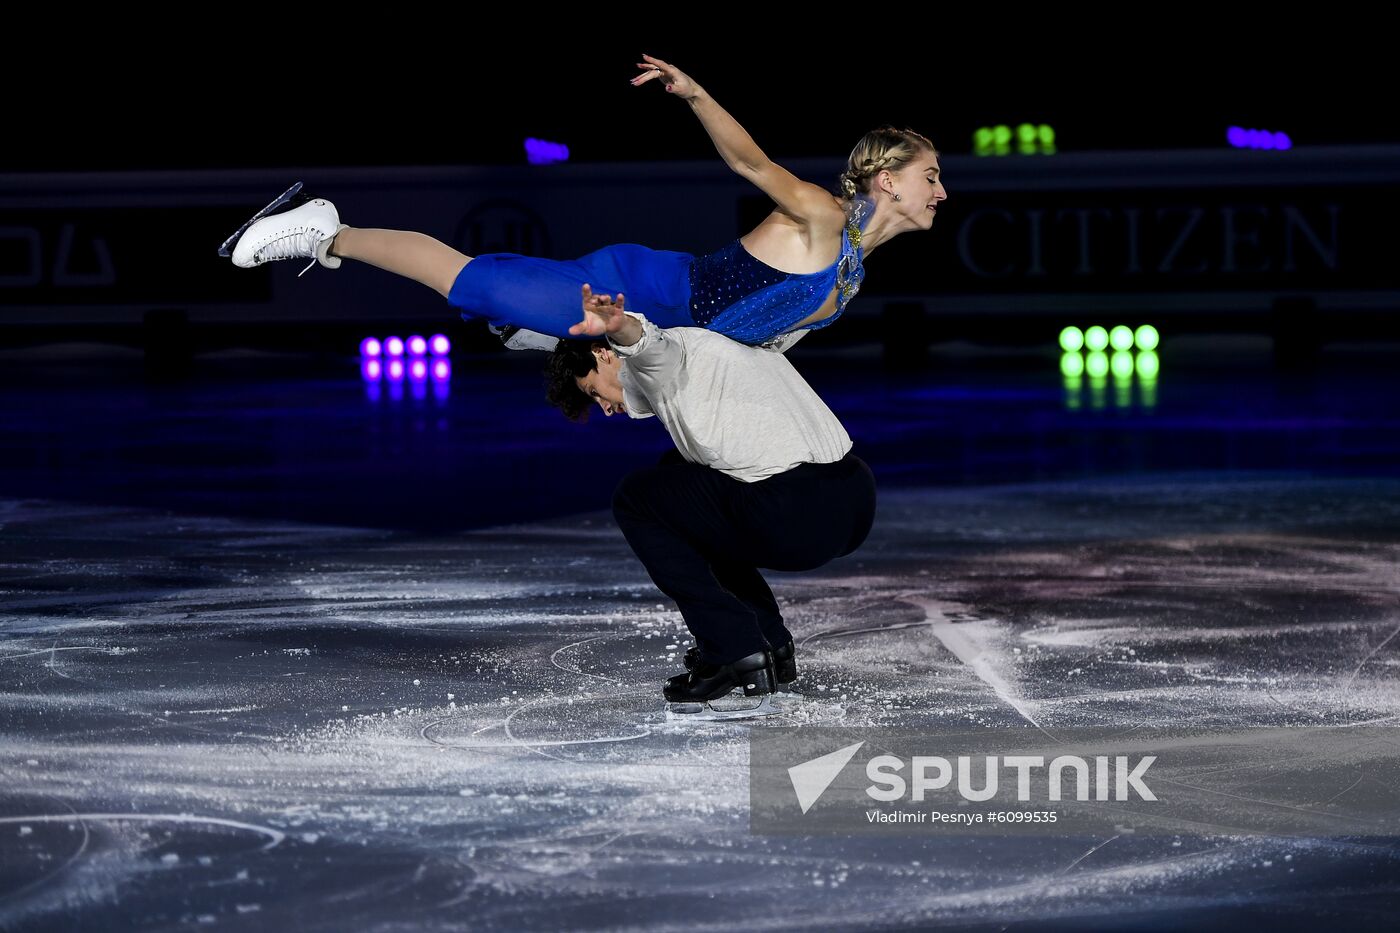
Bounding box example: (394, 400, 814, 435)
(838, 126, 938, 200)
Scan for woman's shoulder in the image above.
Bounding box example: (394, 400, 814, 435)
(808, 193, 849, 230)
(754, 198, 848, 241)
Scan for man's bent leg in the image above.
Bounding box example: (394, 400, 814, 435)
(612, 462, 770, 666)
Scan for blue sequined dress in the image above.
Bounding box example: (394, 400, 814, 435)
(446, 197, 872, 345)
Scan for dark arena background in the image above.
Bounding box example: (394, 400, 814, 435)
(2, 26, 1398, 933)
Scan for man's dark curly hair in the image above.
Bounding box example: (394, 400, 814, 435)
(544, 339, 605, 422)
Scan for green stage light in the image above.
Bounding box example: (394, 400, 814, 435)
(994, 125, 1012, 144)
(1109, 325, 1135, 351)
(1017, 123, 1039, 154)
(1060, 352, 1085, 377)
(1059, 326, 1085, 352)
(1134, 325, 1160, 351)
(1038, 124, 1056, 144)
(1084, 326, 1109, 352)
(1136, 350, 1160, 379)
(1085, 351, 1109, 379)
(1111, 350, 1135, 380)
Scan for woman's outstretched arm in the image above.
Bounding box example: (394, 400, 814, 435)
(633, 54, 841, 226)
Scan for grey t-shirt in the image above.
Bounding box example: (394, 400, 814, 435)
(610, 314, 852, 483)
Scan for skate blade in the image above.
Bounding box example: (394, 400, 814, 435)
(502, 329, 561, 353)
(665, 692, 785, 722)
(217, 181, 305, 256)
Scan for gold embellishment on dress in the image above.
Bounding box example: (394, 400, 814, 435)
(833, 220, 864, 310)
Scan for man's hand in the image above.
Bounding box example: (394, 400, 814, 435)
(570, 284, 627, 337)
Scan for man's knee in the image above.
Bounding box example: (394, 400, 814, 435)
(614, 454, 705, 515)
(612, 466, 663, 519)
(611, 473, 640, 518)
(841, 460, 878, 556)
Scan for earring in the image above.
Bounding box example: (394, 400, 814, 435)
(892, 193, 902, 202)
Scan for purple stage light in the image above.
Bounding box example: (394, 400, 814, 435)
(388, 359, 405, 380)
(410, 359, 427, 380)
(407, 335, 427, 356)
(525, 137, 570, 165)
(1228, 125, 1292, 151)
(360, 337, 382, 358)
(385, 337, 405, 357)
(432, 360, 451, 381)
(430, 334, 451, 355)
(361, 359, 383, 381)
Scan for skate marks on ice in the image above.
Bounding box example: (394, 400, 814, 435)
(780, 581, 1052, 732)
(418, 628, 841, 763)
(3, 479, 1400, 928)
(816, 478, 1400, 734)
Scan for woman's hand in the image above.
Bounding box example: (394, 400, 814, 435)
(569, 284, 629, 337)
(629, 53, 699, 100)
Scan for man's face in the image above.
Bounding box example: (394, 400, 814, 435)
(575, 346, 628, 416)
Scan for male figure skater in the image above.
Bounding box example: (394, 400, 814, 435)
(549, 286, 876, 718)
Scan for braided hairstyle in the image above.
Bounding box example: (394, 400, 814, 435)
(837, 126, 938, 200)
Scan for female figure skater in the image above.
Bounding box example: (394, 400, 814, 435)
(223, 54, 947, 347)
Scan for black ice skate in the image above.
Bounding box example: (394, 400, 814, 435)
(685, 638, 796, 685)
(665, 649, 781, 721)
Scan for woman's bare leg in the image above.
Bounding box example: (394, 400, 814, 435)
(327, 228, 470, 299)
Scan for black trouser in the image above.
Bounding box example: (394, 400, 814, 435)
(611, 449, 877, 666)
